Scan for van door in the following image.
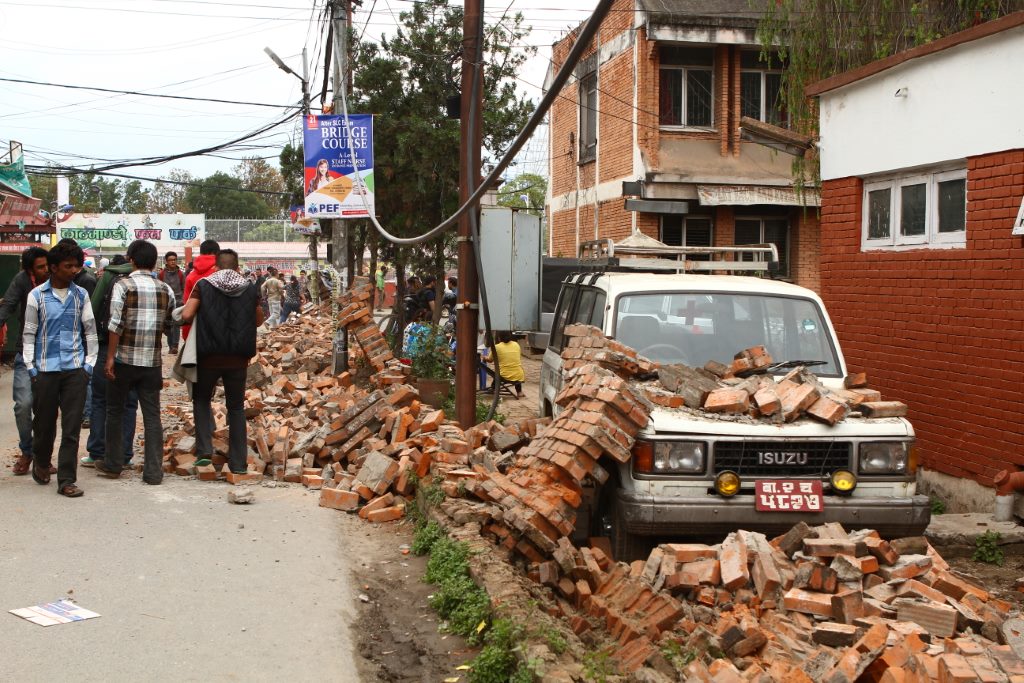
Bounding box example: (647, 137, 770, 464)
(540, 283, 579, 415)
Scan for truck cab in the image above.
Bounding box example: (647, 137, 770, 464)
(539, 240, 929, 559)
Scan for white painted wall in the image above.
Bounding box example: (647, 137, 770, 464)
(818, 26, 1024, 181)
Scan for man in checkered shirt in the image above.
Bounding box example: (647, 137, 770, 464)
(94, 240, 175, 485)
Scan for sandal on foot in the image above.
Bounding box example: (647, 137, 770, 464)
(31, 464, 50, 485)
(58, 484, 84, 498)
(12, 455, 31, 476)
(194, 458, 213, 468)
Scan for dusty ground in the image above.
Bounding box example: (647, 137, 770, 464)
(351, 518, 476, 683)
(943, 545, 1024, 605)
(486, 344, 543, 424)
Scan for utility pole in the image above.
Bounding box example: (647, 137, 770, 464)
(330, 0, 350, 373)
(455, 0, 483, 427)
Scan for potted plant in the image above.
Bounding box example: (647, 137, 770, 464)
(411, 325, 453, 407)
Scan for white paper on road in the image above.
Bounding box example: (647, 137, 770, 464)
(9, 599, 101, 627)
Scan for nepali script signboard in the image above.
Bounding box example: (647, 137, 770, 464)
(57, 214, 205, 251)
(302, 114, 374, 220)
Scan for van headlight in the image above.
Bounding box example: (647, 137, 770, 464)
(859, 442, 910, 474)
(651, 441, 706, 474)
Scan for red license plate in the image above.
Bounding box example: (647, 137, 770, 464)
(755, 480, 824, 512)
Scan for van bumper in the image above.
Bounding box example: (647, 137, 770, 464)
(616, 490, 931, 538)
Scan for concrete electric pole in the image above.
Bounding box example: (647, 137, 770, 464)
(330, 0, 350, 373)
(455, 0, 483, 427)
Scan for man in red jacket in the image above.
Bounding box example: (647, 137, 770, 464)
(182, 239, 219, 340)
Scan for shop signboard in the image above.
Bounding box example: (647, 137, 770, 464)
(302, 114, 374, 220)
(56, 214, 205, 251)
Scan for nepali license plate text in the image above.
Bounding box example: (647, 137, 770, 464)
(755, 480, 823, 512)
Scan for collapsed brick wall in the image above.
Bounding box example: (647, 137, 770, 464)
(819, 148, 1024, 486)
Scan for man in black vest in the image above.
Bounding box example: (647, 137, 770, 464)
(181, 249, 264, 474)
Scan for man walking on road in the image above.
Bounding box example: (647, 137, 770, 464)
(95, 240, 175, 485)
(158, 251, 185, 354)
(181, 249, 263, 474)
(182, 239, 219, 340)
(0, 246, 50, 475)
(22, 241, 97, 497)
(261, 266, 284, 328)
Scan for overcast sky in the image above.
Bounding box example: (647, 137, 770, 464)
(0, 0, 595, 192)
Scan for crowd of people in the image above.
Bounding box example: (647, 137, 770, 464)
(0, 238, 277, 498)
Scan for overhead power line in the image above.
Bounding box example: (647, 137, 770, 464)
(0, 1, 311, 21)
(25, 167, 291, 197)
(0, 76, 302, 110)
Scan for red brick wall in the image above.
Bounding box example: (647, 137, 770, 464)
(791, 209, 821, 291)
(819, 149, 1024, 486)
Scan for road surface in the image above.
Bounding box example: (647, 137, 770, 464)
(0, 367, 363, 682)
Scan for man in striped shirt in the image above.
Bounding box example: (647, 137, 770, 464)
(94, 240, 175, 485)
(22, 241, 97, 498)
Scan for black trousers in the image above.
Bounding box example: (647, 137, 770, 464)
(193, 365, 248, 474)
(105, 363, 164, 483)
(32, 369, 90, 489)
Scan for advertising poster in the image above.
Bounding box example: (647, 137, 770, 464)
(303, 114, 374, 220)
(56, 214, 205, 251)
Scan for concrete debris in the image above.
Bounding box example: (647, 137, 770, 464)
(228, 486, 254, 504)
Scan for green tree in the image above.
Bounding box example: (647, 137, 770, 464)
(121, 180, 149, 213)
(757, 0, 1023, 186)
(354, 0, 535, 326)
(279, 142, 305, 211)
(235, 156, 285, 196)
(496, 173, 546, 215)
(184, 171, 276, 219)
(148, 169, 194, 213)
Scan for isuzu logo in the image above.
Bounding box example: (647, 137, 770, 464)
(757, 451, 809, 465)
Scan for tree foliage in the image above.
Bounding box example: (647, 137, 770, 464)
(148, 169, 194, 213)
(757, 0, 1024, 185)
(496, 173, 546, 215)
(279, 142, 305, 210)
(184, 171, 277, 219)
(353, 0, 535, 287)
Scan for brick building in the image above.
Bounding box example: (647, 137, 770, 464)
(545, 0, 820, 289)
(807, 13, 1024, 510)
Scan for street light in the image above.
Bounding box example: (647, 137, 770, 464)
(265, 47, 310, 115)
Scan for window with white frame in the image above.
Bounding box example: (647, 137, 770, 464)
(659, 47, 714, 128)
(578, 71, 597, 162)
(740, 51, 787, 127)
(862, 167, 967, 249)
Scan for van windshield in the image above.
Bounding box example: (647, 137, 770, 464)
(614, 292, 841, 376)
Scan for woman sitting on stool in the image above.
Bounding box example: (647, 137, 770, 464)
(487, 330, 525, 399)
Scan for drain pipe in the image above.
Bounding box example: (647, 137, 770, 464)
(992, 469, 1024, 522)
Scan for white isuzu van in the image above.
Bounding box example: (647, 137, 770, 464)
(539, 239, 929, 559)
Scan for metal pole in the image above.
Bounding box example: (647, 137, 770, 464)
(456, 0, 483, 427)
(330, 0, 349, 373)
(302, 47, 319, 306)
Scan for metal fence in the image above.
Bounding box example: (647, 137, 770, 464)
(205, 219, 306, 243)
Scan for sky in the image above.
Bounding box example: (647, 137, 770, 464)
(0, 0, 597, 194)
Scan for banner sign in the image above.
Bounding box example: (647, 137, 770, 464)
(0, 192, 42, 224)
(57, 214, 205, 250)
(303, 114, 374, 220)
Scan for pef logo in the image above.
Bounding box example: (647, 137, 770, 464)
(307, 205, 319, 214)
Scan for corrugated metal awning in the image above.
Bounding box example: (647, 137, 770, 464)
(696, 184, 821, 207)
(624, 198, 690, 214)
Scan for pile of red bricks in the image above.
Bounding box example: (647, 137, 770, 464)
(535, 521, 1021, 680)
(648, 346, 908, 426)
(158, 292, 1023, 681)
(463, 324, 655, 562)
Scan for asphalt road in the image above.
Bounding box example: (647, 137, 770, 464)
(0, 368, 362, 682)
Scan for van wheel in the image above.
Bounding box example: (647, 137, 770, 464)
(608, 490, 651, 563)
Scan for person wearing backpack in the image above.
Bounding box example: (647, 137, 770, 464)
(158, 251, 185, 355)
(80, 255, 139, 469)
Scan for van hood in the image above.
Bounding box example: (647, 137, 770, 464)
(645, 407, 914, 439)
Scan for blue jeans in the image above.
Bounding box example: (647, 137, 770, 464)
(86, 347, 138, 465)
(165, 323, 180, 351)
(280, 301, 299, 323)
(12, 353, 32, 456)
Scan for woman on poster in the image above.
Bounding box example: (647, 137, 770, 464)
(307, 159, 332, 194)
